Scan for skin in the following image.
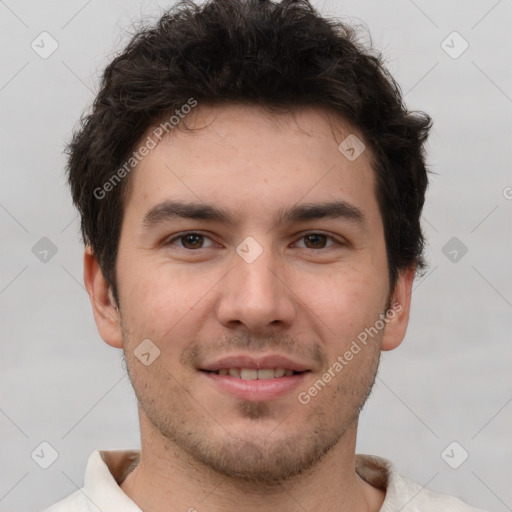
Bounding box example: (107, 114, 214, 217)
(84, 104, 415, 512)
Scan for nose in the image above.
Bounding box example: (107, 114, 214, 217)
(215, 246, 296, 333)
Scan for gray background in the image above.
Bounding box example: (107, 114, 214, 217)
(0, 0, 511, 510)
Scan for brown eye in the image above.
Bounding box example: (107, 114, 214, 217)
(167, 232, 215, 250)
(303, 233, 328, 249)
(180, 234, 204, 249)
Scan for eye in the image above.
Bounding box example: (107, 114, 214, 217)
(166, 232, 216, 250)
(294, 232, 339, 249)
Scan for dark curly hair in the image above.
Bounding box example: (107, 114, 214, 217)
(67, 0, 432, 302)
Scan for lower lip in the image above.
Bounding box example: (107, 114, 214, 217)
(200, 371, 309, 402)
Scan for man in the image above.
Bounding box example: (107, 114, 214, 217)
(44, 0, 485, 510)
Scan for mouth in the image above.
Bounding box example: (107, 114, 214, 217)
(198, 354, 312, 401)
(200, 368, 306, 379)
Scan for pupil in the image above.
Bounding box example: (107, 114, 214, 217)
(306, 234, 326, 248)
(184, 234, 202, 248)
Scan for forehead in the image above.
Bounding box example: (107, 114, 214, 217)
(124, 103, 380, 229)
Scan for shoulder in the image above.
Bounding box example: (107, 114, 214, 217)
(384, 472, 488, 512)
(356, 454, 488, 512)
(41, 490, 88, 512)
(40, 449, 141, 512)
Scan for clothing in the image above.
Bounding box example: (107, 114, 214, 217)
(43, 449, 486, 511)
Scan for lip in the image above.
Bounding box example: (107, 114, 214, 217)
(199, 353, 311, 372)
(198, 353, 311, 402)
(200, 371, 309, 402)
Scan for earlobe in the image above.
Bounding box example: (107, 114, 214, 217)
(83, 246, 124, 349)
(381, 266, 416, 352)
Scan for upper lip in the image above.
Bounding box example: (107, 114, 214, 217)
(199, 353, 311, 372)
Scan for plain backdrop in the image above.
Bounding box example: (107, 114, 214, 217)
(0, 1, 511, 511)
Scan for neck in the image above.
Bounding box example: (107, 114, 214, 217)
(120, 414, 385, 512)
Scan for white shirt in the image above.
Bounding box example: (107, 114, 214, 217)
(43, 450, 486, 511)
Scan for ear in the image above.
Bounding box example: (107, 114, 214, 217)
(83, 246, 124, 349)
(381, 266, 416, 351)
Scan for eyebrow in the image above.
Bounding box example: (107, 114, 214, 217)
(142, 199, 367, 230)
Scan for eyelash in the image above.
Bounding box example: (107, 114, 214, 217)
(165, 231, 342, 250)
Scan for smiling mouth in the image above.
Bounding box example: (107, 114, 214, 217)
(201, 368, 308, 380)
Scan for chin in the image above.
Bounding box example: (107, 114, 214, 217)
(191, 434, 338, 484)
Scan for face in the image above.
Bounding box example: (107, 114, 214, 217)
(87, 104, 413, 483)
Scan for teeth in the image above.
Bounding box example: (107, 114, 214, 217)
(215, 368, 296, 379)
(240, 368, 258, 380)
(228, 368, 240, 377)
(257, 369, 276, 380)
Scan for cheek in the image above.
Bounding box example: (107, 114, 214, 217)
(304, 265, 386, 333)
(117, 258, 219, 345)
